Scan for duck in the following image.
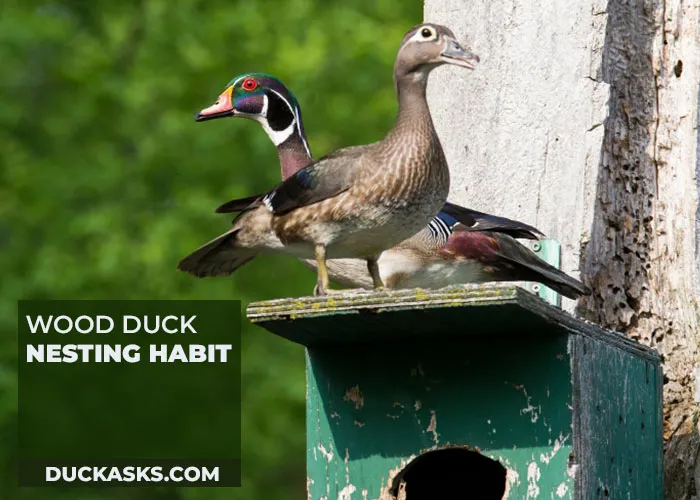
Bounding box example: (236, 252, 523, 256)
(188, 70, 590, 300)
(179, 23, 481, 296)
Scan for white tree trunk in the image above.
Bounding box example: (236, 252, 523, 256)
(424, 0, 700, 497)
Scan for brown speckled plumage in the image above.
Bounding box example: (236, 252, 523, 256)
(203, 72, 586, 297)
(179, 24, 480, 295)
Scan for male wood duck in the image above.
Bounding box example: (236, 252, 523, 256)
(187, 65, 591, 300)
(179, 24, 481, 296)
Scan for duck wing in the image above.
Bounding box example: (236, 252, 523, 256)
(440, 201, 544, 240)
(215, 193, 265, 214)
(442, 229, 589, 299)
(489, 232, 590, 299)
(215, 145, 366, 217)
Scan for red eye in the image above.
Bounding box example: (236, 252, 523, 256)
(242, 78, 257, 91)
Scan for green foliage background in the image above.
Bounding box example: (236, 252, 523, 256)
(0, 0, 422, 498)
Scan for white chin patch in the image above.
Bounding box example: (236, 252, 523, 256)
(264, 123, 296, 147)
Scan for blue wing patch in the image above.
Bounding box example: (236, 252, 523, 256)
(427, 211, 455, 245)
(294, 167, 316, 188)
(434, 211, 460, 229)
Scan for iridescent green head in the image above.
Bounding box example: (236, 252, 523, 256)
(196, 72, 309, 151)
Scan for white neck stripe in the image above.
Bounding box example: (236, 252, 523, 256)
(264, 88, 311, 156)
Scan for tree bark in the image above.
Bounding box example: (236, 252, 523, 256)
(424, 0, 700, 497)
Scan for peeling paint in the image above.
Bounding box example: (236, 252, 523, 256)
(378, 461, 412, 500)
(414, 399, 422, 411)
(344, 449, 351, 486)
(361, 489, 368, 500)
(498, 456, 512, 469)
(556, 482, 569, 497)
(396, 481, 407, 500)
(527, 462, 541, 498)
(514, 384, 542, 423)
(353, 420, 365, 428)
(487, 418, 498, 435)
(426, 410, 439, 444)
(318, 443, 334, 462)
(307, 476, 314, 498)
(337, 484, 356, 500)
(387, 402, 405, 420)
(343, 385, 364, 409)
(502, 467, 520, 499)
(540, 433, 570, 465)
(330, 411, 341, 422)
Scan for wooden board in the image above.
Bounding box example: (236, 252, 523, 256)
(570, 334, 664, 499)
(248, 283, 659, 362)
(248, 283, 663, 498)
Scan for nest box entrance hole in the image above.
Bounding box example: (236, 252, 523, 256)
(389, 448, 507, 499)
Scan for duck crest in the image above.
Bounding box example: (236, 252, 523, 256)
(253, 76, 312, 178)
(233, 73, 312, 179)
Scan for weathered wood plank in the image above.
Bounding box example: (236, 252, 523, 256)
(571, 334, 664, 499)
(248, 283, 660, 361)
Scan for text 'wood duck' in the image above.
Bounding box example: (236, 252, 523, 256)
(192, 72, 590, 300)
(178, 24, 480, 296)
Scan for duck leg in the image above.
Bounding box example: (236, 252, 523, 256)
(313, 244, 331, 296)
(366, 257, 385, 290)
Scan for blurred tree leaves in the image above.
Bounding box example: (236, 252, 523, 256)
(0, 0, 422, 498)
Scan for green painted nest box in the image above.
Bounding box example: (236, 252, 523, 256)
(248, 283, 663, 499)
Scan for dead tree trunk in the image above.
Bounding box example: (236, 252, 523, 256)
(424, 0, 700, 497)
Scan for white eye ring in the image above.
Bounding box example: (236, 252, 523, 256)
(410, 26, 437, 42)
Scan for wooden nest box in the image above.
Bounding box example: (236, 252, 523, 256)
(248, 283, 663, 499)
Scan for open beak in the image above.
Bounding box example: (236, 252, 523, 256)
(440, 39, 480, 70)
(195, 86, 234, 122)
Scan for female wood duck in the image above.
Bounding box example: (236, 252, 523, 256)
(179, 24, 481, 296)
(186, 64, 590, 300)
